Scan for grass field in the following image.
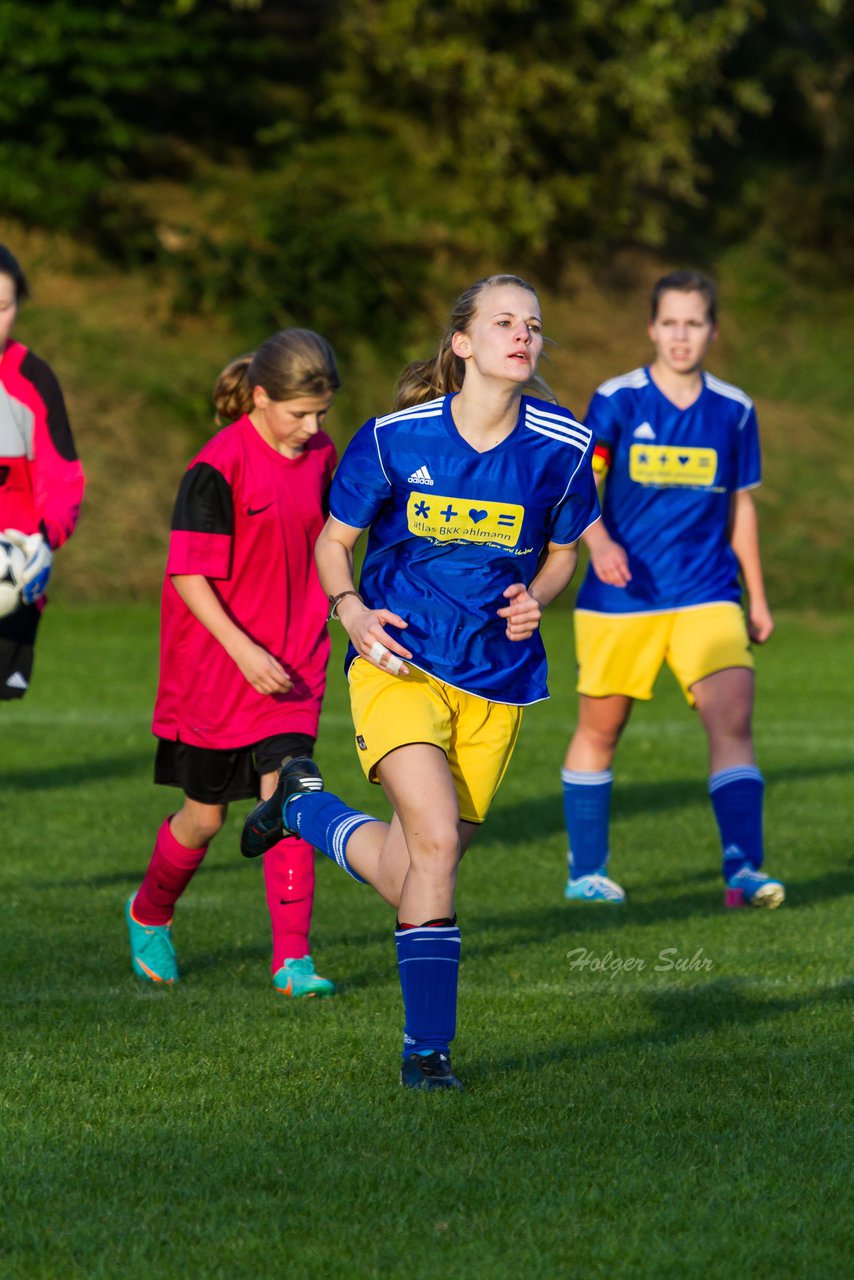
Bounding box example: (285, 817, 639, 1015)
(1, 604, 851, 1279)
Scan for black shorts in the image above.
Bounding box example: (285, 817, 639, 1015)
(0, 604, 40, 701)
(154, 732, 315, 806)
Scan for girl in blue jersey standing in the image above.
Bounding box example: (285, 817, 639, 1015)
(241, 274, 600, 1089)
(560, 270, 784, 909)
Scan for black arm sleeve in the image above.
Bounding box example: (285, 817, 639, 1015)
(171, 462, 233, 535)
(19, 350, 79, 461)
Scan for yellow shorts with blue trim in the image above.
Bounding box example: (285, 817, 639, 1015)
(347, 658, 522, 824)
(574, 603, 753, 708)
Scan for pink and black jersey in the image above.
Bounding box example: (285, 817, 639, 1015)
(152, 414, 336, 750)
(0, 340, 85, 549)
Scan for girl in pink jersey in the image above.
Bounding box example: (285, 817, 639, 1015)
(126, 329, 340, 996)
(0, 244, 85, 699)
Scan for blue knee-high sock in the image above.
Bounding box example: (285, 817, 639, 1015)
(561, 768, 612, 878)
(396, 921, 461, 1059)
(708, 766, 765, 879)
(285, 792, 376, 883)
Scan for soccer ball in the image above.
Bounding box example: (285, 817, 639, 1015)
(0, 535, 26, 618)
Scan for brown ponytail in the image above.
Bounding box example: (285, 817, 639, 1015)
(213, 329, 341, 423)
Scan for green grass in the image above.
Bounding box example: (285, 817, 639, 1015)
(0, 605, 851, 1279)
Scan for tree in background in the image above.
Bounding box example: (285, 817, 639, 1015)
(1, 0, 850, 343)
(0, 0, 321, 250)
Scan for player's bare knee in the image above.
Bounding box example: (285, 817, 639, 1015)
(198, 816, 226, 845)
(578, 723, 621, 759)
(407, 830, 461, 880)
(173, 802, 227, 848)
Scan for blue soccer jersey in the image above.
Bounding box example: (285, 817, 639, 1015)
(329, 393, 600, 704)
(575, 368, 761, 614)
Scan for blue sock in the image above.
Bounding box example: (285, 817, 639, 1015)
(396, 921, 461, 1059)
(561, 768, 612, 878)
(708, 766, 765, 880)
(284, 792, 376, 884)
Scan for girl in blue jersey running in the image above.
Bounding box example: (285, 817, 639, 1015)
(560, 270, 784, 910)
(241, 274, 600, 1090)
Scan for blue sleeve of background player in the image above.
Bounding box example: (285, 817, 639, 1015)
(735, 404, 762, 490)
(584, 388, 623, 448)
(328, 419, 392, 528)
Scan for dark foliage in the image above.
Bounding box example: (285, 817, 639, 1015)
(1, 0, 849, 344)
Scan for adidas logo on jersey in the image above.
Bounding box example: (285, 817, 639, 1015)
(633, 422, 656, 440)
(5, 671, 28, 690)
(407, 465, 434, 486)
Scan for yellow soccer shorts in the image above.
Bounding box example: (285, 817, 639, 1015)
(347, 658, 522, 824)
(574, 603, 754, 707)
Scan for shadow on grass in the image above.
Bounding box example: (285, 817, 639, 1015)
(182, 926, 395, 990)
(782, 868, 854, 908)
(40, 856, 255, 892)
(29, 870, 147, 892)
(480, 977, 854, 1080)
(0, 753, 151, 791)
(460, 866, 853, 961)
(182, 941, 271, 976)
(644, 866, 854, 918)
(464, 886, 733, 943)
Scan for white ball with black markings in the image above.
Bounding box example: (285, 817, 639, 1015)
(0, 534, 26, 619)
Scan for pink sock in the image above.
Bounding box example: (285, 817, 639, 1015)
(133, 818, 208, 925)
(264, 837, 315, 972)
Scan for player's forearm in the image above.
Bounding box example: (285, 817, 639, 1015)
(529, 544, 579, 609)
(315, 539, 356, 598)
(171, 574, 251, 657)
(730, 491, 768, 606)
(580, 471, 608, 550)
(315, 518, 365, 620)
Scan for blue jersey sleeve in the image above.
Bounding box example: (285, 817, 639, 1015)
(735, 404, 761, 490)
(584, 389, 624, 447)
(328, 419, 391, 528)
(548, 447, 600, 545)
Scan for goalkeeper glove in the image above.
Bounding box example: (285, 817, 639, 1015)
(3, 530, 53, 604)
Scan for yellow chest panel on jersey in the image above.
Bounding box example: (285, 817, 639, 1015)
(406, 492, 524, 546)
(629, 444, 718, 487)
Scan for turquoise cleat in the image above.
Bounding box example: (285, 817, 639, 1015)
(273, 955, 335, 999)
(125, 897, 179, 984)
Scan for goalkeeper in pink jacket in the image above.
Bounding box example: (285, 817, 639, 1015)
(0, 244, 85, 698)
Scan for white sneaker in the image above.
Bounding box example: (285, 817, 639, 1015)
(564, 868, 626, 903)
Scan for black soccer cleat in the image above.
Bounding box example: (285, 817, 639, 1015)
(240, 755, 324, 858)
(400, 1051, 465, 1092)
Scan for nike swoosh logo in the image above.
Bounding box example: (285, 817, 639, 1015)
(247, 503, 273, 516)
